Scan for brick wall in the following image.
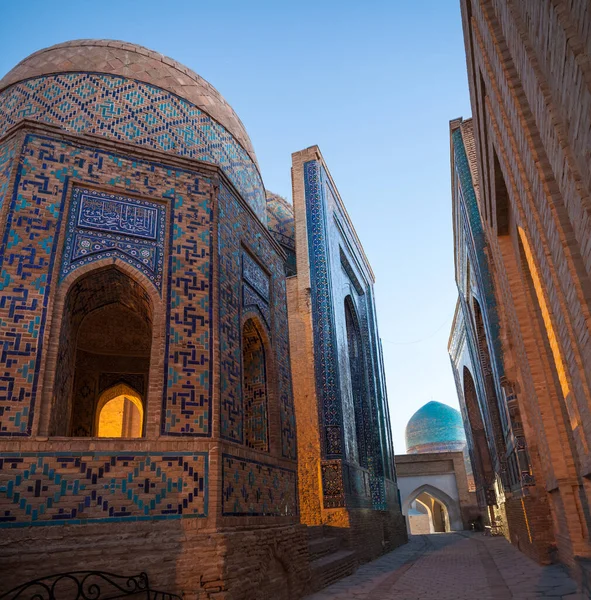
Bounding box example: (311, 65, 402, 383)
(459, 0, 591, 570)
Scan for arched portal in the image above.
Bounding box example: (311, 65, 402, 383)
(51, 266, 153, 437)
(472, 297, 507, 459)
(402, 483, 462, 532)
(242, 318, 269, 452)
(344, 296, 371, 468)
(463, 367, 494, 497)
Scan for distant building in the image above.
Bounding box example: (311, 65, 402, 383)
(396, 402, 478, 534)
(405, 401, 466, 454)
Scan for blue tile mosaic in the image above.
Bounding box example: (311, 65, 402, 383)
(0, 73, 266, 222)
(0, 451, 208, 527)
(60, 187, 166, 291)
(221, 453, 297, 516)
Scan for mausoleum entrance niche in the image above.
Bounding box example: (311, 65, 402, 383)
(50, 266, 153, 438)
(345, 297, 371, 468)
(463, 367, 494, 498)
(242, 318, 269, 451)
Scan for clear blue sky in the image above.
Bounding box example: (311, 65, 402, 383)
(0, 0, 472, 453)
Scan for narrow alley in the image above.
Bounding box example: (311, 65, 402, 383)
(304, 534, 584, 600)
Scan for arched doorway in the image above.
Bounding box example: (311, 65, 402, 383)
(402, 484, 462, 533)
(463, 367, 494, 503)
(242, 318, 269, 452)
(344, 296, 371, 468)
(96, 383, 144, 438)
(51, 266, 153, 437)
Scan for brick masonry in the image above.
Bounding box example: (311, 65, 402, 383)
(0, 40, 304, 600)
(455, 0, 591, 580)
(288, 146, 407, 565)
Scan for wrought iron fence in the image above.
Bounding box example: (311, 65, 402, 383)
(0, 571, 181, 600)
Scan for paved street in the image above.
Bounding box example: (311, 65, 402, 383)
(304, 534, 585, 600)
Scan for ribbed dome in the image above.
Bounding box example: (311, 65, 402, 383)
(405, 401, 466, 454)
(0, 39, 256, 165)
(266, 192, 294, 249)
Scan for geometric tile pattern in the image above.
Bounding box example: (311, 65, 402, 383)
(221, 454, 297, 516)
(242, 251, 270, 301)
(60, 187, 166, 291)
(321, 460, 345, 508)
(242, 250, 271, 329)
(0, 138, 16, 218)
(161, 173, 212, 437)
(0, 73, 266, 222)
(0, 451, 208, 527)
(0, 133, 212, 437)
(218, 184, 296, 458)
(303, 160, 344, 457)
(242, 319, 269, 452)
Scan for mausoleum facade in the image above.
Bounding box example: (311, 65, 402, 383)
(0, 40, 404, 598)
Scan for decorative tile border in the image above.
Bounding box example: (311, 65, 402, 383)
(304, 160, 343, 457)
(0, 451, 208, 527)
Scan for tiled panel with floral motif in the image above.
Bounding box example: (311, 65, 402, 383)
(60, 187, 166, 291)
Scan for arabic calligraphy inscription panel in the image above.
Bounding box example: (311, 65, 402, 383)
(61, 188, 167, 291)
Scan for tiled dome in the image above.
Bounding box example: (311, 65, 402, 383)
(266, 192, 294, 249)
(0, 39, 256, 165)
(0, 39, 267, 221)
(405, 401, 466, 454)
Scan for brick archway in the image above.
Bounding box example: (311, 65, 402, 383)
(47, 264, 154, 437)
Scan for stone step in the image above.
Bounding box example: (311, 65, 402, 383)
(306, 525, 326, 540)
(308, 536, 340, 561)
(309, 550, 357, 591)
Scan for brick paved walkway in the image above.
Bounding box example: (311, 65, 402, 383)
(304, 533, 585, 600)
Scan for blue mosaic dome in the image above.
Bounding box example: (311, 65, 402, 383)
(0, 39, 267, 221)
(405, 401, 466, 454)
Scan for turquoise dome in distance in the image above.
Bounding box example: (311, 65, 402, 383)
(405, 401, 466, 454)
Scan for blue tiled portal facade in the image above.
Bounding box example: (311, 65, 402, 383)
(303, 160, 396, 511)
(449, 122, 535, 503)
